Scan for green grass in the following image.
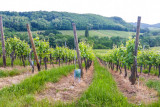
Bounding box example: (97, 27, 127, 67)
(54, 58, 133, 107)
(147, 80, 160, 94)
(59, 30, 136, 38)
(1, 57, 160, 106)
(0, 68, 26, 78)
(73, 59, 132, 106)
(0, 58, 133, 107)
(0, 64, 75, 107)
(146, 80, 160, 107)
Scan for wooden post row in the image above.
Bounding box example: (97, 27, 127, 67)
(72, 23, 83, 77)
(134, 16, 141, 75)
(0, 16, 6, 67)
(26, 24, 41, 71)
(129, 16, 141, 85)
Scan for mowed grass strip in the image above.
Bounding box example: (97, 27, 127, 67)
(0, 64, 75, 107)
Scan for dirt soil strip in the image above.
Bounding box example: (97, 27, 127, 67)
(0, 64, 59, 90)
(98, 59, 158, 105)
(0, 71, 34, 89)
(35, 62, 94, 103)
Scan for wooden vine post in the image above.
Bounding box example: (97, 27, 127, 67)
(27, 24, 41, 71)
(72, 23, 83, 77)
(129, 16, 141, 85)
(0, 16, 6, 67)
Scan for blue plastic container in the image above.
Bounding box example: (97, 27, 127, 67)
(32, 61, 34, 65)
(74, 69, 81, 79)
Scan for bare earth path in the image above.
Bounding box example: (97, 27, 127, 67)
(0, 64, 59, 90)
(0, 70, 34, 89)
(98, 59, 158, 105)
(36, 62, 94, 103)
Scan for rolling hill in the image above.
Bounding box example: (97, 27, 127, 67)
(0, 11, 135, 31)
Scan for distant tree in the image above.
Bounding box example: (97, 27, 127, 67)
(85, 26, 89, 37)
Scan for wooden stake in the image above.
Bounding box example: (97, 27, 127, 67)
(0, 16, 6, 67)
(27, 24, 41, 71)
(72, 23, 83, 77)
(129, 16, 141, 85)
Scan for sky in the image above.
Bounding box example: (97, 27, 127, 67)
(0, 0, 160, 24)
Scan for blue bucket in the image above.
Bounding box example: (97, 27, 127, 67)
(74, 69, 81, 79)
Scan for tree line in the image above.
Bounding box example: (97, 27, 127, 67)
(3, 29, 127, 49)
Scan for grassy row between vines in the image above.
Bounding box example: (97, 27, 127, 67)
(0, 58, 133, 107)
(0, 64, 75, 106)
(3, 57, 160, 106)
(72, 58, 132, 106)
(97, 56, 160, 107)
(55, 58, 133, 107)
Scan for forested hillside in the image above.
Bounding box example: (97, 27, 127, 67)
(0, 11, 135, 31)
